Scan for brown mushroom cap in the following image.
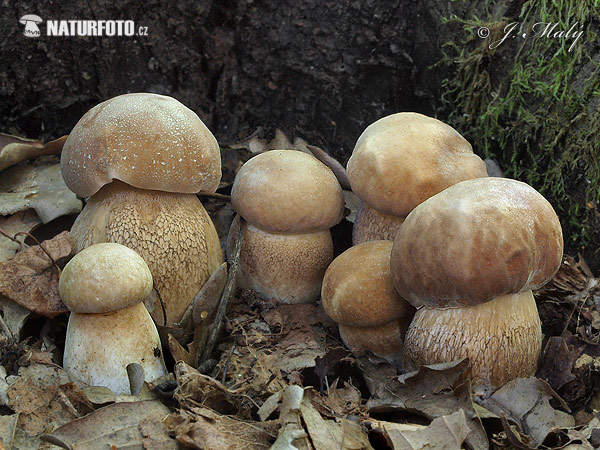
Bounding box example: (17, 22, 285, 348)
(61, 93, 221, 197)
(391, 177, 563, 308)
(322, 241, 413, 328)
(231, 150, 344, 233)
(59, 242, 152, 313)
(347, 112, 488, 218)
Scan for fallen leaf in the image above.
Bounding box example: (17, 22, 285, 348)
(0, 163, 81, 223)
(366, 360, 488, 450)
(165, 406, 278, 449)
(306, 144, 350, 189)
(0, 413, 18, 449)
(0, 296, 31, 342)
(0, 134, 66, 172)
(0, 230, 70, 317)
(374, 409, 471, 450)
(300, 393, 343, 449)
(0, 209, 41, 262)
(479, 377, 575, 448)
(537, 336, 582, 391)
(81, 384, 157, 406)
(41, 400, 171, 449)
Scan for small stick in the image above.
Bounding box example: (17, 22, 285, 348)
(198, 215, 244, 366)
(197, 191, 231, 201)
(0, 229, 62, 276)
(221, 343, 236, 385)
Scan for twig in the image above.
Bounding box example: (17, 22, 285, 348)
(0, 229, 62, 276)
(198, 215, 244, 366)
(221, 343, 236, 385)
(197, 191, 231, 201)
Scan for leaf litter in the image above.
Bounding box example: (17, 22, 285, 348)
(0, 135, 600, 449)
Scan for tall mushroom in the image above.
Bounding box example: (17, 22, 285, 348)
(60, 243, 167, 394)
(390, 177, 563, 388)
(61, 93, 223, 326)
(321, 241, 414, 360)
(346, 112, 488, 244)
(228, 150, 344, 304)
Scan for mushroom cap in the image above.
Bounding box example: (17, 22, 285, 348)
(391, 177, 563, 308)
(231, 150, 344, 233)
(64, 303, 167, 394)
(61, 93, 221, 197)
(347, 112, 488, 217)
(20, 14, 42, 23)
(322, 240, 413, 328)
(59, 242, 153, 313)
(403, 291, 542, 388)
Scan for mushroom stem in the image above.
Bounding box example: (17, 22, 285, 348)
(403, 291, 542, 388)
(64, 303, 167, 395)
(228, 215, 333, 304)
(352, 200, 405, 244)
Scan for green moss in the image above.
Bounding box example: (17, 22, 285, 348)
(439, 0, 600, 251)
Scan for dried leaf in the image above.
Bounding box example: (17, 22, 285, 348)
(41, 400, 171, 449)
(6, 364, 93, 445)
(375, 410, 470, 450)
(479, 377, 575, 448)
(306, 144, 350, 190)
(272, 385, 310, 450)
(537, 336, 582, 391)
(191, 262, 228, 325)
(0, 413, 18, 449)
(343, 190, 360, 223)
(0, 230, 70, 317)
(0, 209, 41, 262)
(366, 360, 488, 450)
(0, 296, 31, 342)
(164, 406, 278, 449)
(81, 384, 156, 406)
(300, 394, 344, 449)
(0, 134, 66, 172)
(139, 411, 179, 450)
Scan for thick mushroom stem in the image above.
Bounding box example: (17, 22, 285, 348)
(403, 291, 542, 388)
(64, 303, 167, 395)
(228, 215, 333, 304)
(352, 200, 405, 244)
(70, 180, 223, 326)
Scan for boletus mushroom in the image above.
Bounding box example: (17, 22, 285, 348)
(61, 93, 223, 326)
(321, 241, 415, 360)
(60, 243, 167, 394)
(390, 177, 563, 388)
(228, 150, 344, 304)
(346, 112, 488, 244)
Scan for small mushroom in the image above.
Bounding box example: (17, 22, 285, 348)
(228, 150, 344, 304)
(321, 241, 415, 360)
(20, 15, 42, 37)
(60, 243, 167, 394)
(61, 93, 224, 326)
(390, 177, 563, 388)
(346, 112, 488, 244)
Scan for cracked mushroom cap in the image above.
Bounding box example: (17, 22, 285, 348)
(231, 150, 344, 233)
(61, 93, 221, 197)
(347, 112, 488, 218)
(322, 241, 413, 328)
(59, 242, 153, 313)
(391, 177, 563, 308)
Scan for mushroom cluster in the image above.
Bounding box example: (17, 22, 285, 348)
(391, 177, 563, 387)
(61, 93, 223, 326)
(228, 150, 344, 304)
(321, 241, 414, 361)
(60, 243, 167, 394)
(346, 112, 488, 244)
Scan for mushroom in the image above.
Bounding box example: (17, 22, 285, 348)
(20, 15, 42, 37)
(390, 177, 563, 388)
(61, 93, 224, 326)
(346, 112, 488, 244)
(60, 243, 167, 394)
(228, 150, 344, 304)
(321, 240, 415, 360)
